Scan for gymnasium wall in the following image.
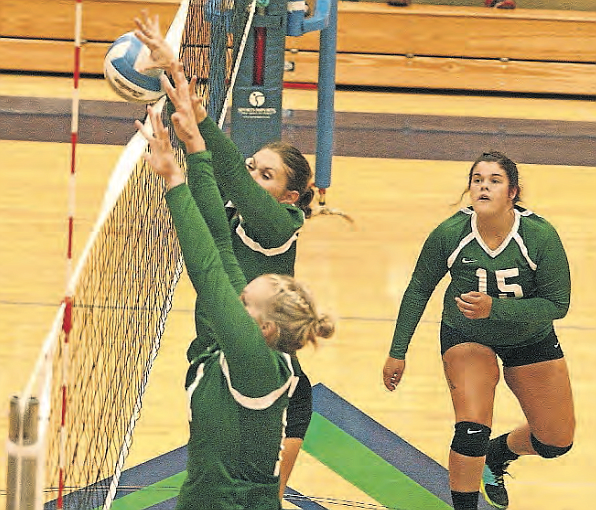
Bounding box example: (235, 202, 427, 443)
(1, 0, 596, 95)
(284, 1, 596, 95)
(364, 0, 595, 11)
(0, 0, 180, 75)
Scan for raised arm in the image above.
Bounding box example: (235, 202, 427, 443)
(197, 115, 301, 246)
(137, 106, 287, 395)
(162, 64, 245, 293)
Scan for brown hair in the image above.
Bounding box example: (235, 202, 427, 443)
(462, 150, 521, 204)
(261, 141, 315, 218)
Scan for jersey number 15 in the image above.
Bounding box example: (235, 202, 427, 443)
(476, 268, 523, 298)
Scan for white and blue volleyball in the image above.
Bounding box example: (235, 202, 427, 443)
(103, 32, 165, 104)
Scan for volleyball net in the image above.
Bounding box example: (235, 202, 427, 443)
(5, 0, 255, 509)
(5, 0, 339, 507)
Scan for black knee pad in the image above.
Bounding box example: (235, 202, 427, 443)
(531, 434, 573, 459)
(451, 421, 491, 457)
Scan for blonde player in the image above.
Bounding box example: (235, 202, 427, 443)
(136, 64, 334, 509)
(134, 10, 318, 498)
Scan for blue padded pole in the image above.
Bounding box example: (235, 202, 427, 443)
(314, 0, 338, 191)
(230, 0, 286, 157)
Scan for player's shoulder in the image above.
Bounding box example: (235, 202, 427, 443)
(283, 203, 306, 227)
(516, 205, 559, 238)
(423, 208, 473, 251)
(433, 207, 473, 234)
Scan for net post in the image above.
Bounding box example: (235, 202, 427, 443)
(314, 0, 338, 191)
(6, 396, 40, 510)
(230, 0, 287, 156)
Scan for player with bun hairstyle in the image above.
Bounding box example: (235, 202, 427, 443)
(188, 82, 318, 502)
(135, 11, 318, 498)
(382, 151, 574, 510)
(136, 62, 334, 510)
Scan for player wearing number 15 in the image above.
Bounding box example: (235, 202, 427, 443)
(382, 151, 574, 510)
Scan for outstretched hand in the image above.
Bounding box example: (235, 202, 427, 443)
(134, 10, 176, 72)
(455, 291, 492, 319)
(161, 62, 206, 153)
(188, 75, 208, 124)
(135, 105, 185, 189)
(382, 357, 406, 391)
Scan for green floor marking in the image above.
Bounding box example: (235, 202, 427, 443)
(303, 413, 452, 510)
(107, 471, 186, 510)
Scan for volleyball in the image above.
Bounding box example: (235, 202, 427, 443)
(103, 32, 166, 104)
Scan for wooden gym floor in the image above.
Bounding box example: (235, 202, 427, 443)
(1, 72, 595, 509)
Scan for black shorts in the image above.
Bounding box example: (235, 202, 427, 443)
(440, 323, 564, 368)
(286, 372, 313, 439)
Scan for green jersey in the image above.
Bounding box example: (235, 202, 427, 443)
(197, 117, 304, 283)
(389, 206, 571, 359)
(190, 119, 312, 442)
(166, 176, 298, 510)
(186, 151, 245, 359)
(185, 122, 303, 360)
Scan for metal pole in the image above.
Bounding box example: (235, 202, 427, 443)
(6, 396, 39, 510)
(313, 0, 338, 192)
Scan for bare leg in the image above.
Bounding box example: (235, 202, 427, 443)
(503, 357, 575, 455)
(443, 342, 500, 492)
(279, 437, 303, 501)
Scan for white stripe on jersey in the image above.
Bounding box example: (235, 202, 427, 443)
(225, 201, 303, 257)
(186, 363, 205, 422)
(514, 207, 540, 268)
(235, 221, 300, 256)
(219, 351, 299, 410)
(447, 231, 475, 269)
(513, 233, 538, 270)
(447, 208, 536, 269)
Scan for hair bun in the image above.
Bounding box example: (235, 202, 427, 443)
(315, 313, 335, 339)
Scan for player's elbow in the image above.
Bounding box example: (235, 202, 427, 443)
(553, 300, 570, 320)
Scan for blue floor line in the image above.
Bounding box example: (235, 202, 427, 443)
(311, 383, 493, 509)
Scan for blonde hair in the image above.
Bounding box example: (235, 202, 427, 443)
(261, 274, 334, 354)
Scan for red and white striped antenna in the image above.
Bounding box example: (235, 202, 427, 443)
(57, 1, 83, 507)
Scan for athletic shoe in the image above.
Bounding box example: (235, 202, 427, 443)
(388, 0, 411, 6)
(480, 460, 512, 509)
(485, 0, 516, 8)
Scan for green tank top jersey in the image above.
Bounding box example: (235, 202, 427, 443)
(166, 182, 299, 510)
(389, 206, 571, 359)
(197, 117, 304, 283)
